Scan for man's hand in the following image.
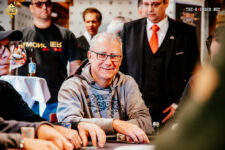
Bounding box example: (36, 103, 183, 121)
(37, 124, 73, 150)
(78, 122, 106, 148)
(23, 138, 60, 150)
(162, 105, 176, 123)
(53, 125, 82, 149)
(112, 119, 149, 144)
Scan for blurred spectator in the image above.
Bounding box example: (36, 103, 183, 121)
(179, 26, 225, 104)
(107, 16, 131, 35)
(78, 7, 102, 60)
(154, 26, 225, 150)
(206, 26, 225, 62)
(138, 0, 147, 18)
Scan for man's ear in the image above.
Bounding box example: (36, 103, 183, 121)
(87, 51, 91, 61)
(29, 4, 34, 13)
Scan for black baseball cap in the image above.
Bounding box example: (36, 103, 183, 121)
(0, 25, 23, 41)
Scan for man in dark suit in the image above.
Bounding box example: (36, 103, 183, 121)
(120, 0, 199, 125)
(78, 7, 102, 60)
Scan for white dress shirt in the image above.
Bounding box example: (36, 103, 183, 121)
(146, 17, 169, 48)
(83, 31, 92, 44)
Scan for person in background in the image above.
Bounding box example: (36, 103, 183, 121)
(0, 117, 73, 150)
(179, 26, 225, 106)
(120, 0, 199, 125)
(57, 32, 153, 144)
(138, 0, 147, 18)
(154, 26, 225, 150)
(107, 16, 131, 35)
(78, 7, 102, 60)
(0, 27, 106, 148)
(18, 0, 82, 120)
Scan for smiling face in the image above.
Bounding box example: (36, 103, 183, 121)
(0, 38, 10, 75)
(142, 0, 168, 23)
(88, 35, 122, 87)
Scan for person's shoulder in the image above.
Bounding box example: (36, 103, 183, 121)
(0, 80, 9, 86)
(124, 18, 146, 28)
(77, 35, 86, 41)
(0, 80, 14, 91)
(169, 17, 196, 31)
(117, 72, 137, 84)
(61, 74, 85, 88)
(54, 24, 73, 34)
(21, 26, 35, 35)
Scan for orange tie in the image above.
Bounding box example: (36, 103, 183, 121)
(149, 25, 160, 54)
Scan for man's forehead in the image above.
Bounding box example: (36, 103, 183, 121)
(94, 42, 121, 53)
(85, 13, 99, 20)
(143, 0, 163, 3)
(32, 0, 51, 3)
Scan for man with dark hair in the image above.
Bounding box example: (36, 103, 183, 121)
(121, 0, 199, 125)
(78, 7, 102, 60)
(18, 0, 82, 120)
(138, 0, 145, 18)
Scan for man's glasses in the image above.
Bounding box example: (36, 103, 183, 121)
(31, 1, 52, 8)
(91, 50, 122, 62)
(142, 1, 163, 9)
(0, 44, 10, 58)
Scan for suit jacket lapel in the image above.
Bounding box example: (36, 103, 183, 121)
(137, 19, 147, 88)
(165, 18, 176, 73)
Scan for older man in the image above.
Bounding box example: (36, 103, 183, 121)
(57, 32, 153, 144)
(0, 26, 106, 148)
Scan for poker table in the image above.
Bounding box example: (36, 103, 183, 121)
(81, 141, 155, 150)
(81, 135, 156, 150)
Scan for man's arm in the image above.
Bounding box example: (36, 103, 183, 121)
(124, 76, 154, 135)
(66, 29, 82, 75)
(69, 59, 81, 75)
(0, 117, 73, 150)
(57, 78, 115, 134)
(162, 25, 200, 124)
(1, 80, 45, 122)
(0, 133, 61, 150)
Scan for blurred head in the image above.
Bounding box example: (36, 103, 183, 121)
(138, 0, 147, 18)
(0, 26, 23, 75)
(88, 32, 123, 87)
(206, 26, 225, 61)
(83, 8, 102, 37)
(29, 0, 52, 21)
(142, 0, 168, 23)
(107, 16, 131, 35)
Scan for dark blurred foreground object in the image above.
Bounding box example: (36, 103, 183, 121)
(153, 27, 225, 150)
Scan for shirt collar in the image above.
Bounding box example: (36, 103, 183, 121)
(83, 31, 92, 43)
(147, 16, 168, 31)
